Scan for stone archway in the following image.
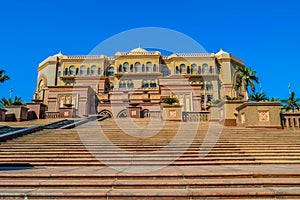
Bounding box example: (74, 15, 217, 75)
(98, 110, 113, 118)
(117, 109, 128, 118)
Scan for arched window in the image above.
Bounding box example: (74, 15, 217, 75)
(209, 66, 213, 74)
(150, 79, 156, 88)
(98, 68, 102, 76)
(130, 64, 134, 73)
(58, 71, 61, 77)
(202, 64, 208, 74)
(80, 66, 86, 76)
(119, 64, 122, 73)
(109, 67, 114, 77)
(119, 80, 126, 89)
(191, 64, 197, 74)
(87, 68, 90, 75)
(64, 68, 69, 76)
(187, 66, 191, 74)
(134, 62, 140, 72)
(109, 82, 114, 90)
(76, 68, 79, 76)
(180, 64, 185, 74)
(162, 66, 169, 76)
(127, 80, 134, 89)
(146, 62, 152, 72)
(123, 62, 129, 72)
(142, 64, 145, 73)
(142, 80, 148, 88)
(91, 65, 97, 76)
(153, 64, 157, 72)
(69, 66, 75, 76)
(206, 82, 213, 91)
(175, 66, 179, 74)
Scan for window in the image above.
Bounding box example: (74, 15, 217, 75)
(142, 80, 148, 88)
(69, 66, 75, 76)
(134, 62, 140, 72)
(80, 66, 86, 76)
(123, 62, 129, 72)
(175, 66, 179, 74)
(206, 82, 213, 91)
(58, 71, 61, 77)
(119, 64, 122, 73)
(75, 68, 79, 76)
(109, 82, 114, 90)
(162, 66, 169, 76)
(150, 80, 156, 88)
(91, 65, 97, 76)
(187, 66, 191, 74)
(142, 64, 145, 73)
(198, 66, 201, 74)
(180, 64, 185, 74)
(153, 64, 157, 72)
(209, 66, 213, 74)
(202, 64, 208, 74)
(98, 68, 102, 76)
(87, 68, 90, 75)
(130, 64, 134, 72)
(109, 67, 114, 77)
(64, 68, 69, 76)
(119, 81, 126, 89)
(146, 62, 152, 72)
(191, 64, 197, 74)
(207, 94, 213, 102)
(201, 95, 205, 104)
(127, 80, 134, 88)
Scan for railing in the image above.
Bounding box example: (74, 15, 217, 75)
(281, 112, 300, 129)
(46, 112, 60, 119)
(182, 111, 210, 122)
(149, 111, 161, 119)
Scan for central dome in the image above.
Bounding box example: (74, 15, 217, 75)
(130, 47, 148, 53)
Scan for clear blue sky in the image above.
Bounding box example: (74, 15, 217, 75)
(0, 0, 299, 101)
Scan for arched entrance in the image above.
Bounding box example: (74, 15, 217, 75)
(98, 110, 113, 118)
(117, 109, 128, 118)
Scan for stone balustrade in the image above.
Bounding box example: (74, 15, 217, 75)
(45, 112, 60, 119)
(281, 112, 300, 129)
(182, 111, 210, 122)
(149, 111, 161, 119)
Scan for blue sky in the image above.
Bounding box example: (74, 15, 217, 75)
(0, 0, 299, 101)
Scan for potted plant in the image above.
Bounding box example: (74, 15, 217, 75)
(162, 97, 179, 105)
(161, 97, 182, 121)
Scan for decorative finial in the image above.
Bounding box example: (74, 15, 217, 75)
(138, 43, 141, 48)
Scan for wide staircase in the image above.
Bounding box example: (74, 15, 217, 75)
(0, 119, 300, 199)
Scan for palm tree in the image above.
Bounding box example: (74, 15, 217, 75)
(0, 69, 9, 83)
(249, 92, 268, 102)
(234, 66, 259, 100)
(281, 92, 300, 112)
(0, 96, 25, 107)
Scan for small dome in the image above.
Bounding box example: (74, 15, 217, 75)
(53, 50, 64, 58)
(130, 46, 148, 53)
(216, 48, 228, 55)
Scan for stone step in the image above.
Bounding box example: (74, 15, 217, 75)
(1, 178, 300, 189)
(1, 119, 300, 198)
(1, 187, 300, 199)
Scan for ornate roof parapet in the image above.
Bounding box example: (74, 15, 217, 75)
(115, 51, 160, 56)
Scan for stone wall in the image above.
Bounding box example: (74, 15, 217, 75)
(0, 108, 6, 122)
(236, 102, 281, 128)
